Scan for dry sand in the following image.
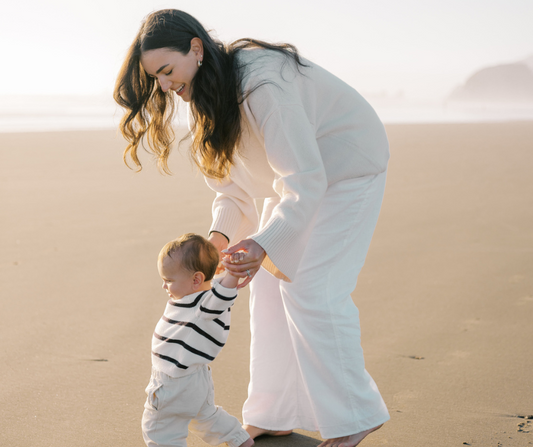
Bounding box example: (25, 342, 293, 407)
(1, 122, 532, 447)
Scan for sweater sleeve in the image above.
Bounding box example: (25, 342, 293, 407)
(244, 84, 328, 281)
(195, 280, 237, 320)
(205, 176, 258, 244)
(189, 103, 259, 244)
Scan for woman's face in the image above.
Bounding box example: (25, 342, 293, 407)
(140, 43, 202, 102)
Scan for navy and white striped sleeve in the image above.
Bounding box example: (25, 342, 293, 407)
(195, 281, 237, 319)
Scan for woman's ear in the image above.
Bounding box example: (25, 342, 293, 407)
(192, 271, 206, 290)
(190, 37, 204, 57)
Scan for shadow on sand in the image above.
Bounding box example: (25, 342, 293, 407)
(254, 433, 319, 447)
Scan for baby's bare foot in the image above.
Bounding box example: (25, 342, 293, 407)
(243, 424, 293, 439)
(317, 424, 383, 447)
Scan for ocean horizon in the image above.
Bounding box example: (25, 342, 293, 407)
(1, 94, 533, 134)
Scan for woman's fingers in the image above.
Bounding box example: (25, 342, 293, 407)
(224, 239, 265, 263)
(223, 238, 251, 253)
(227, 251, 246, 264)
(237, 276, 253, 289)
(222, 250, 260, 269)
(221, 256, 260, 285)
(222, 259, 256, 275)
(220, 238, 266, 286)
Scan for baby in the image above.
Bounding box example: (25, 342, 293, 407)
(142, 233, 254, 447)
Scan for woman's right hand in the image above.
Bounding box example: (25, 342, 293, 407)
(221, 238, 266, 289)
(208, 231, 229, 274)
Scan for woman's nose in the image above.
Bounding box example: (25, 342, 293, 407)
(159, 78, 171, 92)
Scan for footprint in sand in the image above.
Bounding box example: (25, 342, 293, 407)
(518, 420, 532, 433)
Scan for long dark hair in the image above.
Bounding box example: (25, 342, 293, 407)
(114, 9, 307, 178)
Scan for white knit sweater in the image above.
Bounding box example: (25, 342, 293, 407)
(151, 280, 237, 378)
(198, 49, 390, 281)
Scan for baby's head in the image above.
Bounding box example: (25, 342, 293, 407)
(157, 233, 219, 300)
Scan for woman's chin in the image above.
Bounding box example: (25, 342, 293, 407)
(176, 90, 191, 102)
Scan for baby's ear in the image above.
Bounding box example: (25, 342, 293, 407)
(192, 271, 206, 289)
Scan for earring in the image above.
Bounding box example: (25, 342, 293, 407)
(198, 55, 203, 67)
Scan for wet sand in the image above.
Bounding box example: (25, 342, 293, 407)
(1, 122, 532, 447)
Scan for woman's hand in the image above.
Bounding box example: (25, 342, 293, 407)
(208, 232, 229, 275)
(221, 238, 266, 289)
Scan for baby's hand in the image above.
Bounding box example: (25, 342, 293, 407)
(223, 251, 246, 264)
(219, 252, 246, 289)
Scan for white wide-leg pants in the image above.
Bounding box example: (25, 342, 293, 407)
(243, 172, 390, 439)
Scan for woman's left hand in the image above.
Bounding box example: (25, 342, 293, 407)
(208, 231, 230, 275)
(221, 238, 266, 289)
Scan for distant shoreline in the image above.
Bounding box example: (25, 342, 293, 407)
(1, 94, 533, 133)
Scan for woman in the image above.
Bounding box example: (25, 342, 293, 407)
(115, 9, 390, 447)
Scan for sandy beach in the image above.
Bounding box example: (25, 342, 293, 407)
(1, 122, 532, 447)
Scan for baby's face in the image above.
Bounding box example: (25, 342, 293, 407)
(158, 255, 195, 300)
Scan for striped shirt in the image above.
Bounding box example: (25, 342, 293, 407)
(151, 280, 237, 378)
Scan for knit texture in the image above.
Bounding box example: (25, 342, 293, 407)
(151, 280, 237, 378)
(200, 49, 390, 280)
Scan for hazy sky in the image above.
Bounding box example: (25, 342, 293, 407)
(2, 0, 532, 100)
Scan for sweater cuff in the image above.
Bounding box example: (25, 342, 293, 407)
(209, 231, 230, 243)
(212, 279, 238, 297)
(251, 217, 300, 281)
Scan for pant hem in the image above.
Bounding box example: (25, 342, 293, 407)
(318, 411, 390, 439)
(225, 430, 251, 447)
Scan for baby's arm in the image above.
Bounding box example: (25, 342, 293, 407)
(219, 271, 240, 289)
(195, 262, 241, 320)
(195, 252, 244, 320)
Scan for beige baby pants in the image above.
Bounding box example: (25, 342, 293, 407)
(142, 365, 250, 447)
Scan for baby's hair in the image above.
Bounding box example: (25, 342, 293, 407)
(159, 233, 219, 281)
